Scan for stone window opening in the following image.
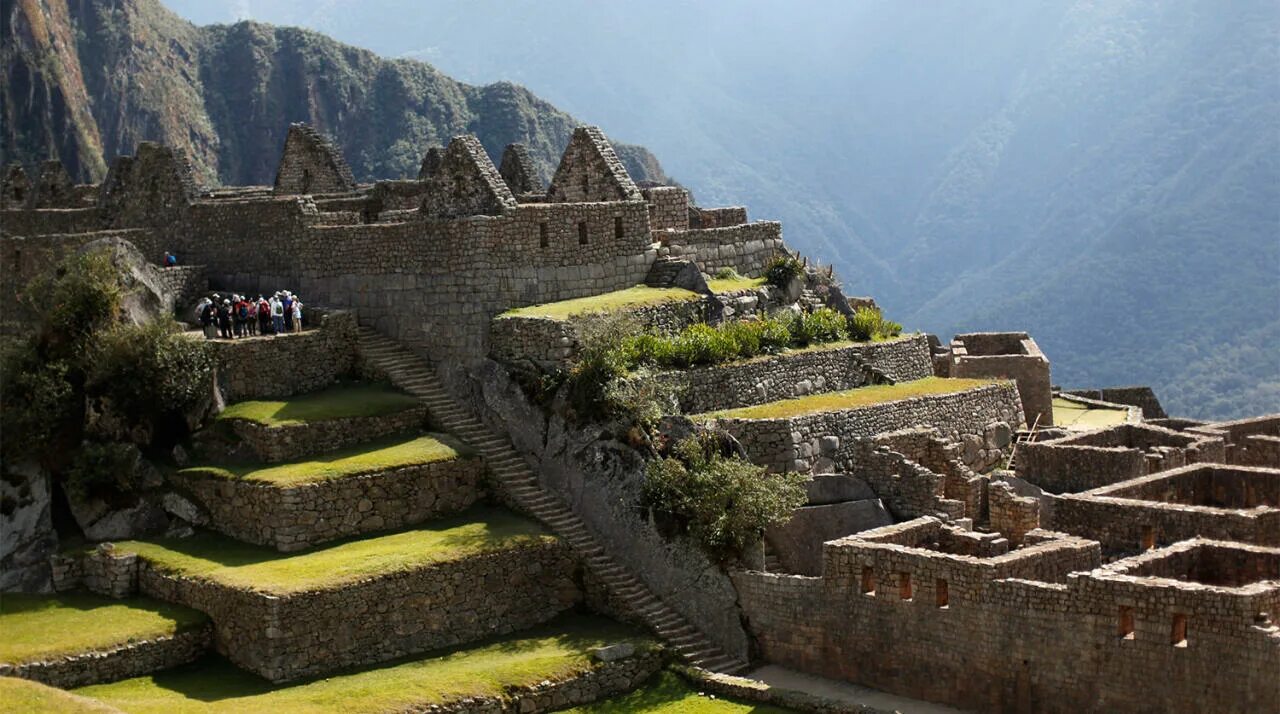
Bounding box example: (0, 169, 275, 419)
(614, 216, 624, 239)
(935, 579, 949, 608)
(12, 186, 23, 202)
(301, 168, 312, 194)
(578, 221, 589, 245)
(1118, 606, 1135, 640)
(1141, 525, 1156, 551)
(581, 174, 590, 197)
(899, 572, 913, 601)
(539, 222, 549, 248)
(861, 567, 876, 596)
(12, 248, 20, 274)
(1171, 613, 1188, 647)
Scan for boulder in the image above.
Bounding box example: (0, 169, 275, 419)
(0, 463, 57, 592)
(76, 237, 172, 325)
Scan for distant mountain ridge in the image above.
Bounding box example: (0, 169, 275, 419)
(0, 0, 666, 187)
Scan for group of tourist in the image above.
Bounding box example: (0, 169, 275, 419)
(195, 291, 304, 340)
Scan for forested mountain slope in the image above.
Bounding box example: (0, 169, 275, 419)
(0, 0, 665, 187)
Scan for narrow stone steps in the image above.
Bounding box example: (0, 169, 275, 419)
(355, 327, 748, 674)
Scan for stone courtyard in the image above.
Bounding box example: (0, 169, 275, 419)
(1, 122, 1276, 713)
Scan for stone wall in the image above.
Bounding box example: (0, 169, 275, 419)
(0, 622, 210, 689)
(731, 529, 1279, 713)
(1190, 414, 1280, 467)
(949, 332, 1054, 427)
(154, 265, 206, 314)
(223, 404, 429, 463)
(1017, 423, 1226, 494)
(183, 197, 657, 360)
(642, 186, 689, 232)
(663, 335, 934, 414)
(104, 539, 581, 682)
(489, 297, 713, 370)
(272, 123, 356, 196)
(1050, 465, 1280, 551)
(662, 222, 785, 277)
(714, 381, 1024, 474)
(211, 309, 358, 403)
(689, 206, 748, 229)
(0, 207, 108, 236)
(174, 455, 485, 551)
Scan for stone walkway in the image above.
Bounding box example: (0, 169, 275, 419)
(748, 665, 969, 713)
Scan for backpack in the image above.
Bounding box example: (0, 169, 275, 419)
(238, 303, 249, 319)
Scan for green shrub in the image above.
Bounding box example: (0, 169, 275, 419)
(790, 307, 848, 345)
(0, 346, 77, 465)
(764, 255, 804, 289)
(849, 306, 903, 341)
(565, 314, 641, 421)
(713, 267, 741, 280)
(86, 320, 215, 426)
(644, 433, 807, 561)
(26, 252, 123, 356)
(604, 368, 677, 429)
(668, 323, 742, 367)
(63, 441, 146, 501)
(757, 316, 794, 353)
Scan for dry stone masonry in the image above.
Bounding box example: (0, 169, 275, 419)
(4, 120, 1278, 712)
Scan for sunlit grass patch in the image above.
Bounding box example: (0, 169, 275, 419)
(499, 286, 701, 321)
(700, 377, 996, 420)
(216, 383, 419, 426)
(0, 593, 207, 665)
(566, 671, 793, 713)
(113, 507, 553, 594)
(180, 433, 464, 486)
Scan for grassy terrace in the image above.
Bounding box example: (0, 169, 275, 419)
(179, 433, 465, 486)
(568, 671, 792, 713)
(1, 677, 123, 714)
(498, 286, 701, 321)
(1053, 396, 1130, 431)
(0, 593, 207, 665)
(706, 275, 767, 294)
(216, 383, 420, 426)
(700, 377, 996, 420)
(112, 507, 553, 595)
(75, 615, 652, 714)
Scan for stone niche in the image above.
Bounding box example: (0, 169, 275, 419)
(947, 332, 1053, 427)
(1051, 463, 1280, 551)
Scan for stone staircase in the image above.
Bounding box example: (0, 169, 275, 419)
(356, 326, 749, 675)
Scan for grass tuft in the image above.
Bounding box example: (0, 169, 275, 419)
(0, 593, 207, 665)
(700, 377, 997, 420)
(179, 433, 465, 486)
(498, 286, 701, 321)
(216, 383, 420, 427)
(112, 507, 554, 595)
(76, 615, 651, 714)
(706, 276, 766, 294)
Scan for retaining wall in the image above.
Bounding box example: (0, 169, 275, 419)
(0, 623, 210, 689)
(662, 222, 784, 277)
(223, 404, 429, 463)
(210, 309, 359, 402)
(664, 335, 933, 414)
(174, 455, 485, 551)
(714, 381, 1023, 474)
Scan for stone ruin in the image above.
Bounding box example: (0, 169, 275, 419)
(1, 120, 1277, 713)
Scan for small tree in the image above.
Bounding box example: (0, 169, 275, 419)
(644, 433, 806, 562)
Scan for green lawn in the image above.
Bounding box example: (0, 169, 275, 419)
(0, 677, 123, 713)
(0, 593, 207, 666)
(112, 507, 554, 595)
(567, 671, 792, 713)
(498, 286, 702, 321)
(1052, 396, 1130, 431)
(179, 433, 465, 486)
(216, 383, 420, 426)
(75, 615, 652, 714)
(706, 276, 767, 294)
(700, 377, 996, 420)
